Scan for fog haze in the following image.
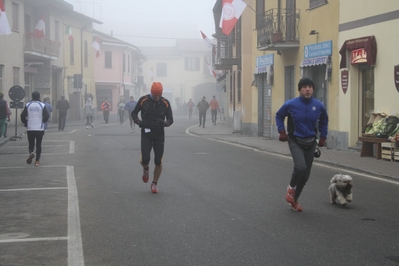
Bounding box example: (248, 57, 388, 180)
(64, 0, 217, 47)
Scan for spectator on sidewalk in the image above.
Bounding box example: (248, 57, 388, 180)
(124, 96, 137, 132)
(20, 91, 50, 166)
(276, 77, 328, 212)
(84, 98, 95, 129)
(43, 97, 53, 131)
(210, 95, 220, 126)
(131, 82, 173, 194)
(197, 96, 209, 128)
(101, 98, 111, 126)
(56, 96, 70, 131)
(0, 92, 11, 137)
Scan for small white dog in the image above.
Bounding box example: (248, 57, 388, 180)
(329, 174, 353, 206)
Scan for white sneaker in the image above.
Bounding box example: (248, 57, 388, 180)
(106, 124, 108, 127)
(86, 126, 89, 129)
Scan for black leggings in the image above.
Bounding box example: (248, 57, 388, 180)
(27, 131, 44, 161)
(288, 139, 316, 201)
(86, 116, 93, 125)
(103, 111, 109, 124)
(140, 131, 165, 166)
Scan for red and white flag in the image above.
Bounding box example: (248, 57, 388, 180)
(205, 59, 217, 78)
(65, 25, 73, 42)
(34, 17, 45, 39)
(219, 0, 247, 35)
(92, 37, 101, 58)
(0, 0, 12, 35)
(200, 30, 214, 48)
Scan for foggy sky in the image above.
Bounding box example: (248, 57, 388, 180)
(64, 0, 217, 47)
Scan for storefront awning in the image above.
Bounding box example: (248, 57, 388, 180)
(254, 66, 268, 74)
(339, 35, 377, 69)
(300, 56, 328, 68)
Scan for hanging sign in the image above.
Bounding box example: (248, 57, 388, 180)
(395, 64, 399, 93)
(351, 48, 367, 64)
(341, 70, 349, 94)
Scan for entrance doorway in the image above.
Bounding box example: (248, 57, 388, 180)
(360, 67, 374, 134)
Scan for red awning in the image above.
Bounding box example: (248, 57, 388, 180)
(339, 36, 377, 69)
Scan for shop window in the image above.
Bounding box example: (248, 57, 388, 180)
(361, 67, 374, 132)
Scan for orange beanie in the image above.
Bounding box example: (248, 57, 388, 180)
(151, 82, 163, 96)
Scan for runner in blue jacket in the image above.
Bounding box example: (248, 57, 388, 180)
(276, 77, 328, 211)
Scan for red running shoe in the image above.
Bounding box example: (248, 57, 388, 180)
(151, 183, 158, 193)
(289, 201, 303, 212)
(142, 168, 149, 183)
(286, 186, 296, 205)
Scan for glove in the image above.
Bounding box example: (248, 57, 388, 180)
(318, 137, 326, 147)
(164, 121, 171, 127)
(279, 130, 288, 142)
(137, 120, 146, 128)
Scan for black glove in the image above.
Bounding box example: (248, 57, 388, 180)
(137, 120, 146, 128)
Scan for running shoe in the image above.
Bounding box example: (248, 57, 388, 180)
(26, 153, 35, 164)
(91, 123, 94, 128)
(286, 186, 296, 204)
(289, 201, 302, 212)
(142, 168, 149, 183)
(151, 182, 158, 193)
(34, 161, 40, 167)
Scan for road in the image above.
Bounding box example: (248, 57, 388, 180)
(1, 116, 399, 265)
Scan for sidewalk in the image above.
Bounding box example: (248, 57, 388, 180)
(189, 121, 399, 180)
(2, 119, 397, 180)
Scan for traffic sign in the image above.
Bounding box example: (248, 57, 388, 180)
(8, 85, 25, 102)
(10, 101, 24, 108)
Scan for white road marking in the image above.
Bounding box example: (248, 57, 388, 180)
(0, 187, 67, 192)
(69, 141, 75, 154)
(67, 165, 85, 266)
(0, 237, 68, 243)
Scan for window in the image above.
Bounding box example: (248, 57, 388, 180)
(12, 2, 19, 31)
(54, 20, 59, 41)
(70, 40, 75, 64)
(309, 0, 328, 9)
(84, 41, 88, 67)
(157, 63, 167, 77)
(0, 65, 3, 92)
(105, 51, 112, 68)
(185, 57, 200, 71)
(13, 67, 20, 86)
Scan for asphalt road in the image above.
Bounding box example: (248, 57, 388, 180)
(0, 116, 399, 266)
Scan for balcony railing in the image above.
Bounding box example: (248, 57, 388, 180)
(24, 33, 60, 59)
(256, 8, 300, 50)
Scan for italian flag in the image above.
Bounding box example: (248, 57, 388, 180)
(65, 25, 73, 42)
(0, 0, 11, 35)
(92, 37, 101, 58)
(34, 17, 45, 39)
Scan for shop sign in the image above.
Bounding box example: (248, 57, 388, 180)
(351, 48, 367, 64)
(395, 64, 399, 93)
(341, 70, 349, 94)
(304, 40, 332, 59)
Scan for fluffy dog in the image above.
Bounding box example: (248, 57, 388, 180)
(329, 174, 353, 206)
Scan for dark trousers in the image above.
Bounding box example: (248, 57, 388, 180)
(103, 111, 110, 124)
(86, 116, 93, 125)
(199, 111, 206, 127)
(211, 109, 218, 124)
(58, 112, 67, 130)
(288, 139, 316, 201)
(27, 131, 44, 161)
(140, 130, 165, 166)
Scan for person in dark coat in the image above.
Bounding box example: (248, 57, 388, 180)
(56, 96, 70, 131)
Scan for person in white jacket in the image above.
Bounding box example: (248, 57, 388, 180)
(20, 91, 50, 166)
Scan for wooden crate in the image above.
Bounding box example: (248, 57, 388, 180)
(394, 151, 399, 162)
(381, 142, 395, 161)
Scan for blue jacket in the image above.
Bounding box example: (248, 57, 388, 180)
(276, 96, 328, 139)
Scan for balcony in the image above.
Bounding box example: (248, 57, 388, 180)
(257, 8, 300, 51)
(213, 35, 237, 71)
(24, 33, 60, 59)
